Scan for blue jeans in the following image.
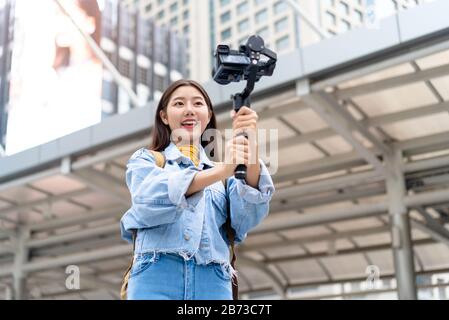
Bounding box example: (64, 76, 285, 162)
(127, 252, 233, 300)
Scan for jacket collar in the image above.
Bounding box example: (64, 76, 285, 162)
(163, 141, 215, 169)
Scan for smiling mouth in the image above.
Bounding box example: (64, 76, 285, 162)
(181, 120, 198, 129)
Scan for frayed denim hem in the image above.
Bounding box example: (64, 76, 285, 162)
(134, 248, 238, 284)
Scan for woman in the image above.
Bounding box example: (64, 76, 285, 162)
(49, 0, 103, 137)
(53, 0, 102, 70)
(120, 79, 275, 300)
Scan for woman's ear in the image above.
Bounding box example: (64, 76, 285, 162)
(160, 110, 169, 125)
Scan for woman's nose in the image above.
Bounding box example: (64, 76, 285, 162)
(184, 102, 195, 114)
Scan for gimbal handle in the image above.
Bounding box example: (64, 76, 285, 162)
(232, 94, 251, 180)
(231, 63, 259, 180)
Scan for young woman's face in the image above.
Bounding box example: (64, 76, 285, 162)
(160, 85, 211, 146)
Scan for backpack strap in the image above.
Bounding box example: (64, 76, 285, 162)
(120, 150, 166, 300)
(120, 229, 137, 300)
(211, 162, 238, 300)
(224, 179, 239, 300)
(223, 178, 239, 300)
(148, 150, 166, 168)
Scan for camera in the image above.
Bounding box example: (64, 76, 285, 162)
(212, 35, 277, 85)
(211, 35, 277, 180)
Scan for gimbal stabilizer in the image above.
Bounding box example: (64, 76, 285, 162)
(212, 35, 277, 179)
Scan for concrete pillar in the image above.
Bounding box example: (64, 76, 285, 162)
(386, 149, 417, 300)
(12, 227, 30, 300)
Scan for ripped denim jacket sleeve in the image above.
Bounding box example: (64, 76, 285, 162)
(120, 149, 201, 242)
(226, 159, 275, 244)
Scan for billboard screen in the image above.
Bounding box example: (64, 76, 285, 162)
(6, 0, 103, 155)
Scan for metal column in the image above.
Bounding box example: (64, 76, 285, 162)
(0, 283, 13, 300)
(12, 227, 30, 300)
(386, 149, 417, 300)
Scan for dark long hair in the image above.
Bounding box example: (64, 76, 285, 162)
(150, 79, 218, 155)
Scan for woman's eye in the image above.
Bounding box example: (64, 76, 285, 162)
(173, 101, 203, 106)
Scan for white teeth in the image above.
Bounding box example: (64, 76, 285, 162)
(182, 121, 197, 125)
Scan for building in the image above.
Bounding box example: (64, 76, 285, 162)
(374, 0, 433, 20)
(0, 0, 437, 156)
(100, 0, 188, 118)
(123, 0, 209, 85)
(0, 0, 449, 300)
(0, 0, 188, 155)
(1, 0, 449, 299)
(0, 0, 15, 155)
(125, 0, 438, 84)
(127, 0, 370, 83)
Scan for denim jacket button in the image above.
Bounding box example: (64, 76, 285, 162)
(184, 233, 191, 241)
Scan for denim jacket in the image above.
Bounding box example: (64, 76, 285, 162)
(120, 141, 275, 278)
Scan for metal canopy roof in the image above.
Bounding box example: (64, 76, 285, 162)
(1, 0, 449, 299)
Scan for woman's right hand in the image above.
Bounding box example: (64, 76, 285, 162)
(218, 134, 250, 179)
